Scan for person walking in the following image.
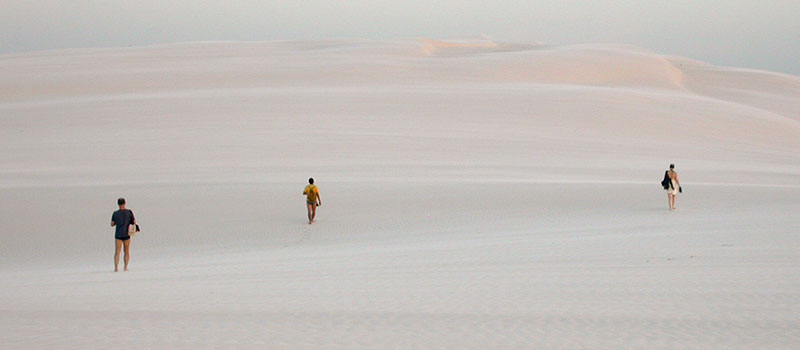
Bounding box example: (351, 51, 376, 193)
(110, 197, 136, 271)
(664, 164, 682, 210)
(303, 178, 322, 224)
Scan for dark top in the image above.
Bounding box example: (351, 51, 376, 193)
(661, 171, 671, 189)
(112, 209, 135, 238)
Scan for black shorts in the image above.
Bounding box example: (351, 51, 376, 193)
(116, 236, 131, 241)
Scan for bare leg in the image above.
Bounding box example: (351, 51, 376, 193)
(123, 239, 131, 271)
(311, 204, 317, 223)
(672, 193, 677, 210)
(669, 194, 676, 210)
(114, 239, 122, 272)
(307, 203, 313, 224)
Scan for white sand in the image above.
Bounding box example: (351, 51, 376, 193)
(1, 39, 799, 349)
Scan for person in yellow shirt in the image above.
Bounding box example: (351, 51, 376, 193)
(303, 178, 322, 224)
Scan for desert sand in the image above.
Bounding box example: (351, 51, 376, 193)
(1, 39, 799, 349)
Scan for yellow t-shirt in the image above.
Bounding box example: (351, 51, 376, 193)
(304, 185, 319, 202)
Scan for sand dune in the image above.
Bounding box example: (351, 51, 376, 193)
(1, 40, 799, 349)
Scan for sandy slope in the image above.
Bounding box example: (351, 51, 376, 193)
(1, 40, 799, 349)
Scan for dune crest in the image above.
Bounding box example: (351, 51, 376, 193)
(419, 38, 503, 55)
(670, 57, 800, 120)
(0, 39, 723, 104)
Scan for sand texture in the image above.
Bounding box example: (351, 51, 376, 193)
(1, 40, 799, 349)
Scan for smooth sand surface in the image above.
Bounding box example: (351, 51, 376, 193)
(1, 39, 799, 349)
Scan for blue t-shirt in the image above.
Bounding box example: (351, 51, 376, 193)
(112, 209, 135, 238)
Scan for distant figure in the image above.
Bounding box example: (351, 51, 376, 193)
(664, 164, 681, 210)
(303, 178, 322, 224)
(110, 197, 136, 271)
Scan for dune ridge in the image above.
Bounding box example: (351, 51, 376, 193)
(2, 40, 798, 188)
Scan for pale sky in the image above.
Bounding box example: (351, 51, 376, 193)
(2, 0, 798, 75)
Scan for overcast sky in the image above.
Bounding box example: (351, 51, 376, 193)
(2, 1, 798, 75)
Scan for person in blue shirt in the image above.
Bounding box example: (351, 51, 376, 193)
(110, 197, 136, 272)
